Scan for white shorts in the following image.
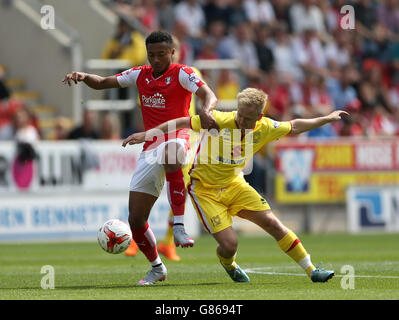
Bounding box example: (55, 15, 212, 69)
(129, 139, 189, 197)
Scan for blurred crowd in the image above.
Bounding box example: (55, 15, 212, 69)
(1, 0, 399, 145)
(103, 0, 399, 138)
(0, 63, 122, 142)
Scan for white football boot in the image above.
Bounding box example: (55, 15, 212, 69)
(138, 264, 167, 285)
(173, 224, 194, 248)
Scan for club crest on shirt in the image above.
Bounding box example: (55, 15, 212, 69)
(272, 120, 281, 128)
(252, 132, 261, 143)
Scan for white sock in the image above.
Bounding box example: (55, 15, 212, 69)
(173, 215, 184, 225)
(298, 254, 313, 271)
(151, 256, 163, 268)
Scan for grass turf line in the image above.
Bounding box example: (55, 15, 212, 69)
(0, 233, 398, 300)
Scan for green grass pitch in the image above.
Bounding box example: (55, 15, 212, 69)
(0, 233, 398, 300)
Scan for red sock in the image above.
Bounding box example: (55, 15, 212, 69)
(132, 222, 158, 263)
(165, 168, 186, 217)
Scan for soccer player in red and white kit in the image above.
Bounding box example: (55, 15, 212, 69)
(63, 31, 218, 285)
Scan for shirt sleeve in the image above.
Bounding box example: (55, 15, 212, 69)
(178, 66, 205, 93)
(261, 118, 292, 143)
(115, 67, 142, 88)
(190, 114, 202, 132)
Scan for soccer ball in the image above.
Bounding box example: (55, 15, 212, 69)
(97, 219, 132, 254)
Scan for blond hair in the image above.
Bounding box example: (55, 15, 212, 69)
(237, 88, 268, 114)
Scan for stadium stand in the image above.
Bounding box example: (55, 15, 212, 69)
(99, 0, 399, 139)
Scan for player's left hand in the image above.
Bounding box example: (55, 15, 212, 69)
(199, 110, 219, 131)
(62, 71, 87, 86)
(327, 110, 350, 122)
(122, 132, 145, 147)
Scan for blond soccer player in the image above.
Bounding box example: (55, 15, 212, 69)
(123, 88, 348, 283)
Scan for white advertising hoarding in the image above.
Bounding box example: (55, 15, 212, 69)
(347, 186, 399, 233)
(0, 141, 200, 241)
(0, 189, 200, 241)
(0, 141, 142, 192)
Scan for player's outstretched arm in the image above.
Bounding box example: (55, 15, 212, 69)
(290, 110, 349, 135)
(62, 72, 120, 90)
(122, 117, 191, 147)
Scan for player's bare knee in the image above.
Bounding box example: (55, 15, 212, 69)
(164, 144, 185, 169)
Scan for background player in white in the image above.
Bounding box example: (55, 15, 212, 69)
(63, 31, 218, 285)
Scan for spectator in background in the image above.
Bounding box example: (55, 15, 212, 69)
(173, 21, 195, 65)
(216, 69, 240, 101)
(158, 0, 176, 32)
(319, 0, 339, 31)
(388, 71, 399, 120)
(292, 26, 328, 77)
(196, 20, 226, 81)
(174, 0, 206, 55)
(358, 63, 393, 115)
(195, 18, 227, 82)
(0, 65, 10, 101)
(226, 0, 248, 27)
(67, 109, 99, 140)
(369, 105, 397, 137)
(253, 25, 275, 74)
(217, 21, 260, 81)
(0, 65, 24, 131)
(361, 23, 395, 63)
(101, 18, 147, 67)
(197, 37, 219, 60)
(243, 0, 276, 28)
(269, 22, 302, 81)
(136, 0, 159, 33)
(378, 0, 399, 35)
(300, 72, 333, 116)
(99, 112, 121, 140)
(326, 66, 359, 110)
(271, 0, 292, 30)
(112, 0, 159, 34)
(289, 0, 326, 37)
(203, 0, 232, 28)
(0, 107, 40, 143)
(324, 29, 352, 68)
(354, 0, 379, 39)
(54, 116, 73, 140)
(263, 72, 293, 121)
(303, 74, 337, 139)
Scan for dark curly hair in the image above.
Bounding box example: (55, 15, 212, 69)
(145, 30, 173, 47)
